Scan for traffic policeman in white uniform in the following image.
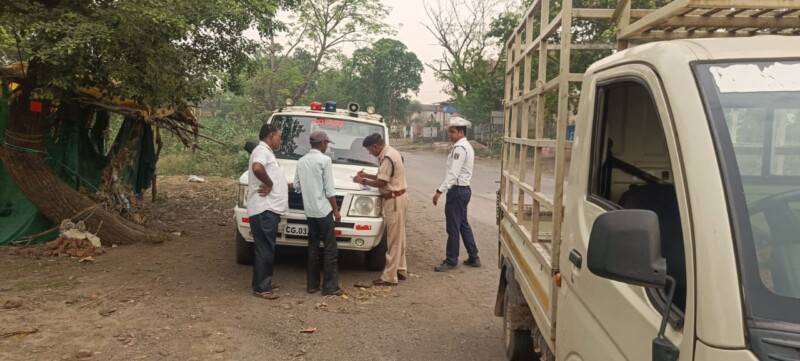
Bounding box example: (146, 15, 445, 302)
(432, 117, 480, 272)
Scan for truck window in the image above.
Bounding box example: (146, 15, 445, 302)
(696, 59, 800, 325)
(588, 80, 687, 324)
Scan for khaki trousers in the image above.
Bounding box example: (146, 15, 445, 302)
(380, 193, 408, 283)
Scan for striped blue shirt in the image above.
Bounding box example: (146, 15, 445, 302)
(293, 149, 336, 218)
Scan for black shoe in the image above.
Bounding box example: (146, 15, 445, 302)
(434, 261, 457, 272)
(463, 258, 482, 268)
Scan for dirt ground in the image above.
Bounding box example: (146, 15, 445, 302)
(0, 175, 506, 361)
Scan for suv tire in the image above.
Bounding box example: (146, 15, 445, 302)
(365, 230, 387, 271)
(236, 230, 254, 265)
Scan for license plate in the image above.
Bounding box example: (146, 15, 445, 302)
(284, 224, 308, 236)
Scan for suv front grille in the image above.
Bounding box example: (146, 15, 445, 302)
(288, 192, 344, 211)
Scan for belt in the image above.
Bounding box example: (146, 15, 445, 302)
(452, 185, 470, 189)
(380, 189, 406, 200)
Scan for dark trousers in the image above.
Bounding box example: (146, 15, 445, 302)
(445, 186, 479, 265)
(250, 210, 279, 293)
(307, 212, 339, 293)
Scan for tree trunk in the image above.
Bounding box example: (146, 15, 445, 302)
(0, 83, 157, 245)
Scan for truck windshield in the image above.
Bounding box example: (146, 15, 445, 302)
(695, 60, 800, 325)
(270, 115, 383, 166)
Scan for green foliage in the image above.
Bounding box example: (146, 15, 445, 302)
(340, 38, 423, 123)
(166, 0, 393, 174)
(291, 0, 390, 50)
(424, 0, 513, 126)
(428, 0, 677, 129)
(197, 0, 393, 119)
(158, 117, 254, 177)
(304, 60, 351, 105)
(1, 0, 294, 105)
(265, 0, 392, 106)
(173, 37, 422, 177)
(0, 25, 18, 63)
(304, 38, 424, 126)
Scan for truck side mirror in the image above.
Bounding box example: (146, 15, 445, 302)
(587, 210, 679, 361)
(587, 210, 667, 288)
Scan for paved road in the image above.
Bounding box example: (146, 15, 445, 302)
(403, 150, 501, 232)
(402, 150, 557, 230)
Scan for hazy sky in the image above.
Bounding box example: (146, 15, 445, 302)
(381, 0, 450, 105)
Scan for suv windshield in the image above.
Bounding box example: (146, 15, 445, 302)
(270, 115, 384, 166)
(695, 60, 800, 324)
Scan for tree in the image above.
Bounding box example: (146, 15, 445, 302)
(0, 26, 17, 63)
(258, 0, 391, 109)
(342, 38, 423, 124)
(0, 0, 292, 244)
(425, 0, 674, 127)
(304, 57, 351, 105)
(304, 39, 423, 128)
(424, 0, 510, 125)
(236, 48, 317, 123)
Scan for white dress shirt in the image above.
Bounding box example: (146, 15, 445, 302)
(437, 137, 474, 193)
(247, 141, 289, 216)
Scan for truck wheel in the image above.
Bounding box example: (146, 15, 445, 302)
(365, 231, 387, 271)
(503, 290, 536, 361)
(236, 230, 254, 265)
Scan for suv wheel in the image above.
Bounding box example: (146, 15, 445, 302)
(365, 231, 387, 271)
(236, 230, 254, 265)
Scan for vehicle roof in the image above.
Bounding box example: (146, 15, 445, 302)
(589, 35, 800, 73)
(272, 106, 386, 125)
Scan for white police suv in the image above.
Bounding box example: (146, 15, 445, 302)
(234, 100, 388, 270)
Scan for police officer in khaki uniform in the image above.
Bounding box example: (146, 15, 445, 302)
(353, 133, 408, 286)
(432, 117, 480, 272)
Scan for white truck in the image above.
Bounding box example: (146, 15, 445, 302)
(495, 1, 800, 360)
(234, 101, 388, 270)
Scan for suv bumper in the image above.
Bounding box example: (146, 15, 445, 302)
(234, 206, 384, 251)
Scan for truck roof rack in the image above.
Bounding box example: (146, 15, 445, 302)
(500, 0, 800, 341)
(614, 0, 800, 43)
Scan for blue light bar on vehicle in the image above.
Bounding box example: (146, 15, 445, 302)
(325, 101, 337, 112)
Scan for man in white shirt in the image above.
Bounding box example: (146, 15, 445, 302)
(248, 123, 289, 300)
(293, 131, 343, 296)
(432, 117, 480, 272)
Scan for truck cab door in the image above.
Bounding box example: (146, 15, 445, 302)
(556, 64, 696, 361)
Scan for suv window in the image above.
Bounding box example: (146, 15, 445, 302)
(271, 115, 384, 166)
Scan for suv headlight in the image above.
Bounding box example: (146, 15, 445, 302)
(347, 195, 381, 217)
(238, 184, 248, 208)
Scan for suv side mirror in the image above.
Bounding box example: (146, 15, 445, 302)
(587, 210, 666, 288)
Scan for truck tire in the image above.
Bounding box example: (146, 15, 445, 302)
(236, 230, 254, 265)
(503, 290, 536, 361)
(365, 231, 387, 271)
